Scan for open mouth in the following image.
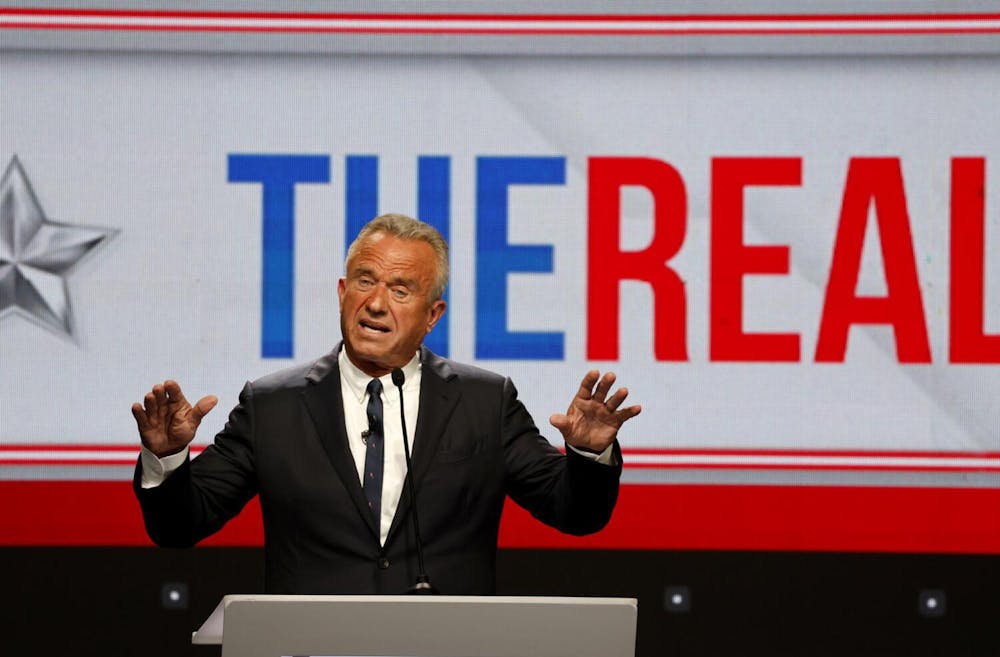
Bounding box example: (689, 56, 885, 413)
(359, 319, 391, 334)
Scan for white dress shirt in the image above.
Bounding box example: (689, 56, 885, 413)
(338, 348, 421, 546)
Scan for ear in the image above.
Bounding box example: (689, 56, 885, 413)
(426, 299, 447, 332)
(337, 278, 347, 306)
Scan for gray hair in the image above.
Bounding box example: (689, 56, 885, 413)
(345, 213, 450, 301)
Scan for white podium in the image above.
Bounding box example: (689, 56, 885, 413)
(193, 594, 637, 657)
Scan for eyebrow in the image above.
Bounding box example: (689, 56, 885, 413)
(352, 267, 421, 291)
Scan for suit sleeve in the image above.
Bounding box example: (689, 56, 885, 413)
(133, 382, 260, 547)
(500, 378, 622, 535)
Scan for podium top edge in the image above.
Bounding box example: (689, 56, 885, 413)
(220, 594, 637, 607)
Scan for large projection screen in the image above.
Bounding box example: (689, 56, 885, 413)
(2, 3, 1000, 552)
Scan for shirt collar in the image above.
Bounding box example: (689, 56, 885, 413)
(338, 346, 421, 405)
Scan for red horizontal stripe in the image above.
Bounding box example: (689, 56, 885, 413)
(1, 446, 996, 472)
(3, 444, 993, 458)
(3, 23, 1000, 37)
(0, 481, 261, 547)
(630, 463, 1000, 473)
(2, 9, 999, 22)
(499, 484, 1000, 553)
(1, 460, 995, 472)
(0, 457, 135, 466)
(2, 461, 992, 472)
(1, 11, 998, 37)
(0, 444, 205, 453)
(2, 481, 999, 553)
(0, 445, 141, 452)
(623, 447, 1000, 458)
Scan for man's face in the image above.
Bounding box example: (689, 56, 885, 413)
(338, 232, 446, 377)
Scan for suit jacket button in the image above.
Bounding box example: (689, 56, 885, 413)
(378, 557, 390, 570)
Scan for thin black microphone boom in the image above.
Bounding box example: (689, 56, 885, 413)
(391, 367, 438, 594)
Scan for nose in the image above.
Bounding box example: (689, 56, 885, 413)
(364, 283, 389, 314)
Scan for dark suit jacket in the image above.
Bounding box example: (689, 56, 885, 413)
(134, 345, 621, 594)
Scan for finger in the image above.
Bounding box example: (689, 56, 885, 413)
(143, 392, 160, 427)
(191, 395, 218, 422)
(163, 380, 189, 409)
(130, 403, 151, 431)
(591, 371, 617, 404)
(614, 405, 642, 425)
(574, 370, 601, 400)
(604, 386, 628, 412)
(549, 413, 571, 435)
(153, 384, 168, 415)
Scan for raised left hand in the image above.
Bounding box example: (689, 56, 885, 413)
(549, 370, 641, 453)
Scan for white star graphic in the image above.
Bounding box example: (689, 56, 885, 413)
(0, 156, 116, 338)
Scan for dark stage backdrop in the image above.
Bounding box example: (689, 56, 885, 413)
(5, 2, 1000, 556)
(2, 546, 997, 657)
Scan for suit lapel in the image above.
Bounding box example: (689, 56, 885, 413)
(386, 346, 460, 542)
(301, 345, 379, 540)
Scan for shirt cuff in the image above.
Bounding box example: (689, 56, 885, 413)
(139, 445, 189, 489)
(567, 442, 618, 466)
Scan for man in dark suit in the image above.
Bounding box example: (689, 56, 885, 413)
(132, 213, 641, 594)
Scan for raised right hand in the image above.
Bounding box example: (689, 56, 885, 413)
(131, 380, 218, 458)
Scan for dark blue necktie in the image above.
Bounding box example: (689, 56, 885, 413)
(363, 378, 384, 533)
